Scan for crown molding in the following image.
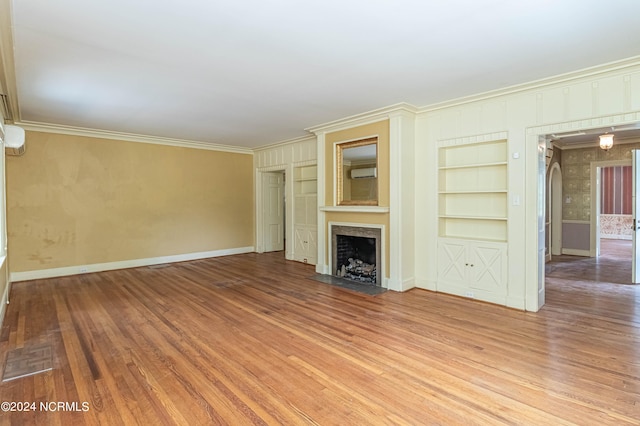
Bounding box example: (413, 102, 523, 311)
(15, 120, 253, 154)
(305, 102, 420, 135)
(420, 55, 640, 113)
(253, 133, 316, 151)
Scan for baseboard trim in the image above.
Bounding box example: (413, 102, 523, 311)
(0, 259, 9, 330)
(561, 248, 590, 257)
(0, 280, 8, 330)
(9, 246, 255, 282)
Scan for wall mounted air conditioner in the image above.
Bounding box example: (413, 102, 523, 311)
(4, 124, 25, 156)
(350, 167, 377, 179)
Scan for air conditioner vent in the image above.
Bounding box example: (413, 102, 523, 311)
(4, 124, 25, 156)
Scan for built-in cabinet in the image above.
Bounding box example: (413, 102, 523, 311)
(437, 139, 508, 295)
(293, 165, 317, 264)
(437, 238, 506, 292)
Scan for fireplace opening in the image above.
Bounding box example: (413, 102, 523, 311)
(336, 235, 376, 284)
(331, 225, 382, 286)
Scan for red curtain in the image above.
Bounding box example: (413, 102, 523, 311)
(601, 166, 632, 214)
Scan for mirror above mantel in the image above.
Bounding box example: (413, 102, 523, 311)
(336, 137, 378, 206)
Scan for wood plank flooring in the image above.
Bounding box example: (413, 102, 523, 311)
(1, 251, 639, 425)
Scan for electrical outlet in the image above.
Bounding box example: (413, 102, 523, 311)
(465, 291, 475, 298)
(79, 267, 88, 273)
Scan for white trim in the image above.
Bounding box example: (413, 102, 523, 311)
(562, 248, 591, 256)
(415, 277, 436, 291)
(293, 159, 317, 168)
(16, 121, 254, 154)
(255, 166, 289, 254)
(254, 134, 316, 151)
(0, 277, 8, 330)
(528, 114, 640, 309)
(316, 132, 327, 275)
(590, 158, 633, 258)
(320, 206, 389, 213)
(438, 131, 509, 148)
(9, 246, 255, 282)
(0, 256, 8, 330)
(526, 113, 640, 139)
(306, 103, 419, 135)
(422, 55, 640, 113)
(331, 134, 380, 146)
(256, 164, 288, 173)
(562, 219, 591, 224)
(388, 110, 416, 292)
(548, 163, 563, 257)
(327, 221, 386, 288)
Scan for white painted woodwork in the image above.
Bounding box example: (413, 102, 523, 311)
(436, 137, 509, 302)
(437, 139, 508, 242)
(309, 105, 418, 291)
(293, 227, 317, 265)
(263, 172, 285, 252)
(633, 150, 640, 284)
(437, 238, 507, 294)
(549, 164, 563, 257)
(253, 60, 640, 311)
(416, 62, 640, 311)
(293, 165, 318, 264)
(254, 135, 316, 259)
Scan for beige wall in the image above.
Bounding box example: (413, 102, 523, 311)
(324, 120, 390, 278)
(7, 131, 254, 273)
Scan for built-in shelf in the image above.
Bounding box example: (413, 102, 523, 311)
(438, 139, 508, 242)
(320, 206, 390, 213)
(437, 138, 509, 295)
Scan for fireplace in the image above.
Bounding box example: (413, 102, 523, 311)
(331, 225, 382, 286)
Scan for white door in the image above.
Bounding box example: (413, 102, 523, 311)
(263, 172, 285, 252)
(632, 150, 640, 283)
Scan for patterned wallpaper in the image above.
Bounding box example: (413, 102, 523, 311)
(562, 141, 640, 221)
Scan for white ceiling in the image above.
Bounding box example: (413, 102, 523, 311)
(5, 0, 640, 148)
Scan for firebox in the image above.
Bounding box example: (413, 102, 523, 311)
(331, 225, 382, 286)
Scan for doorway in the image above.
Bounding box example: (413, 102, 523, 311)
(594, 163, 633, 260)
(530, 119, 640, 310)
(261, 171, 286, 253)
(547, 163, 563, 260)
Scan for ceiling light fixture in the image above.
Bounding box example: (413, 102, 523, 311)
(599, 133, 614, 151)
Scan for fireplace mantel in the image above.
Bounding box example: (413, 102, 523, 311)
(320, 206, 389, 214)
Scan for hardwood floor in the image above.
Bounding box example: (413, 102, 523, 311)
(1, 251, 639, 425)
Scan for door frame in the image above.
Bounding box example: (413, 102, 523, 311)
(527, 114, 640, 311)
(261, 171, 285, 252)
(548, 162, 563, 258)
(255, 166, 291, 257)
(590, 159, 632, 257)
